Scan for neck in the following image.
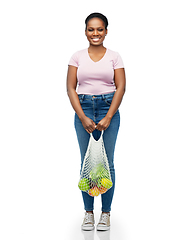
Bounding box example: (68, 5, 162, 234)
(88, 44, 106, 53)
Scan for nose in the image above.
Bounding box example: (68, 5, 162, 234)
(93, 29, 99, 36)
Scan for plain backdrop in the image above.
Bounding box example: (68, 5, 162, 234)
(0, 0, 188, 240)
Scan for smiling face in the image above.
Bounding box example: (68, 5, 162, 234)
(85, 18, 108, 46)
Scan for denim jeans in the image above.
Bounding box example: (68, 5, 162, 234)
(74, 92, 120, 212)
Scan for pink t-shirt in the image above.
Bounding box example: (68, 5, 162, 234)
(68, 48, 124, 95)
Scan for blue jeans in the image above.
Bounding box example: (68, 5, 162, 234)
(74, 92, 120, 212)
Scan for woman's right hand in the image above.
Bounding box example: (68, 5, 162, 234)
(80, 116, 96, 134)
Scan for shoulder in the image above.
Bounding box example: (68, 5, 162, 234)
(107, 49, 124, 69)
(107, 49, 122, 58)
(68, 49, 87, 67)
(70, 48, 87, 58)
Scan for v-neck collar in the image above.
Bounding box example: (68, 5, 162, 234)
(87, 48, 108, 63)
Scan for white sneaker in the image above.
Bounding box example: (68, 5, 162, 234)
(97, 213, 110, 231)
(81, 212, 95, 231)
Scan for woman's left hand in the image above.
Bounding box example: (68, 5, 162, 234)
(96, 116, 111, 131)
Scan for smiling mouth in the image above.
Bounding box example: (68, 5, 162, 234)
(91, 38, 101, 42)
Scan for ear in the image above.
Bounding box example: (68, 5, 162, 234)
(105, 29, 108, 35)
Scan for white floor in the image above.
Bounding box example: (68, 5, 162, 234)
(66, 187, 188, 240)
(69, 211, 126, 240)
(68, 199, 127, 240)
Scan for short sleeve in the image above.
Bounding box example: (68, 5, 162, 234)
(68, 51, 79, 67)
(113, 52, 124, 69)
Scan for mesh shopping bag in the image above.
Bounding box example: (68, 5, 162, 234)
(78, 131, 113, 197)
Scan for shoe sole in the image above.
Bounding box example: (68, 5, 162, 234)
(81, 225, 95, 231)
(97, 225, 110, 231)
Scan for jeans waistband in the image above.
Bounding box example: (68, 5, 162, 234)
(78, 91, 115, 101)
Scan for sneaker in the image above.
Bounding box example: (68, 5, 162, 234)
(97, 212, 110, 231)
(81, 212, 95, 231)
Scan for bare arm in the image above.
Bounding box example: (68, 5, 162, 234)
(66, 65, 96, 133)
(96, 68, 126, 131)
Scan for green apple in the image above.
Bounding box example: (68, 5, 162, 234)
(78, 178, 90, 191)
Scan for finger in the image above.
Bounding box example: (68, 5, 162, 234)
(86, 128, 91, 134)
(92, 123, 97, 130)
(87, 126, 95, 133)
(98, 124, 107, 131)
(91, 126, 97, 132)
(92, 122, 96, 128)
(96, 125, 102, 131)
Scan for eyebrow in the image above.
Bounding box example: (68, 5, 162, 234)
(87, 26, 104, 29)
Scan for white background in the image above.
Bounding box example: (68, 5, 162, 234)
(0, 0, 188, 239)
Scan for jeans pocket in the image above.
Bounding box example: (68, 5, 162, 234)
(103, 97, 113, 106)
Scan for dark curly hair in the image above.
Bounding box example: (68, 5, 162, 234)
(85, 12, 108, 30)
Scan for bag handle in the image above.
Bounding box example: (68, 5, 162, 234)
(90, 130, 104, 142)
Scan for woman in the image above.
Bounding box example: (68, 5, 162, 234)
(66, 12, 126, 231)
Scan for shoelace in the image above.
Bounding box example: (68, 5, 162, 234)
(84, 213, 94, 224)
(99, 213, 109, 224)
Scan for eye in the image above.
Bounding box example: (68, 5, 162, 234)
(98, 28, 104, 32)
(88, 29, 93, 32)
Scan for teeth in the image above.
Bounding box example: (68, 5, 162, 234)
(92, 38, 100, 42)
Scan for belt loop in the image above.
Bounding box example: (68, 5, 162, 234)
(102, 94, 105, 100)
(81, 95, 85, 101)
